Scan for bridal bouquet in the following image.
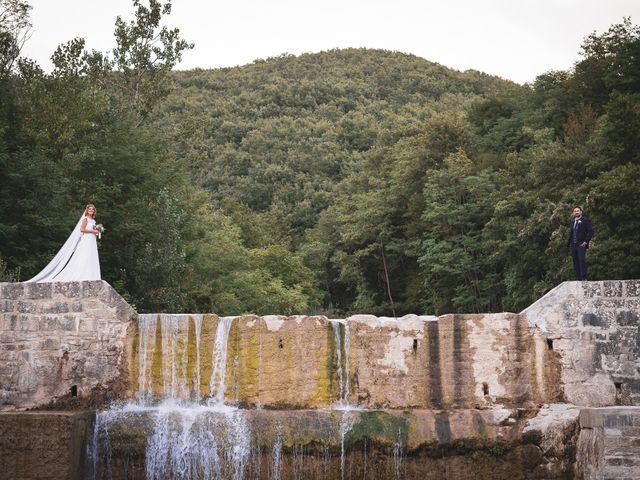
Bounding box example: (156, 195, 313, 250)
(96, 224, 105, 239)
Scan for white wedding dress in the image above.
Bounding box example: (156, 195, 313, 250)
(26, 214, 101, 283)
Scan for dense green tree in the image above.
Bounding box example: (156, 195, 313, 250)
(2, 8, 639, 315)
(0, 0, 31, 76)
(417, 150, 503, 313)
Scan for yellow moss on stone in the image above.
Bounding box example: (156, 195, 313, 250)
(185, 315, 198, 397)
(128, 317, 140, 397)
(230, 316, 259, 404)
(151, 315, 164, 398)
(199, 314, 217, 398)
(310, 322, 335, 406)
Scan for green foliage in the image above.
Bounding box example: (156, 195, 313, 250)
(486, 442, 506, 456)
(418, 150, 503, 313)
(0, 0, 31, 76)
(0, 255, 19, 281)
(2, 8, 639, 315)
(185, 205, 318, 315)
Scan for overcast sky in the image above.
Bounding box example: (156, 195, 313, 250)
(21, 0, 640, 85)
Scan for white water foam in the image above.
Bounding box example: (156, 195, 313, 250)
(92, 315, 251, 480)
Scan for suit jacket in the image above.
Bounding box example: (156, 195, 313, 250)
(567, 216, 594, 247)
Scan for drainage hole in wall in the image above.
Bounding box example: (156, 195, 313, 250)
(70, 385, 78, 397)
(482, 382, 489, 396)
(546, 339, 553, 350)
(412, 339, 418, 353)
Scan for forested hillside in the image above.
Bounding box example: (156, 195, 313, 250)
(1, 1, 638, 315)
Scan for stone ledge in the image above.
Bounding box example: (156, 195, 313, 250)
(579, 406, 640, 429)
(0, 281, 136, 410)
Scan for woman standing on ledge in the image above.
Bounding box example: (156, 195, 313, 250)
(26, 204, 102, 283)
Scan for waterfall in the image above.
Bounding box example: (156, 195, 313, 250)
(330, 319, 352, 407)
(338, 411, 357, 480)
(271, 426, 283, 480)
(137, 314, 153, 406)
(87, 410, 113, 480)
(209, 316, 234, 405)
(393, 427, 404, 480)
(137, 314, 204, 403)
(332, 321, 344, 402)
(331, 319, 359, 480)
(91, 314, 251, 480)
(145, 405, 249, 480)
(193, 316, 203, 403)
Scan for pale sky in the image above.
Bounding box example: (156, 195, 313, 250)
(21, 0, 640, 84)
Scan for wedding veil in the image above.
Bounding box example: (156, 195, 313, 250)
(25, 212, 86, 283)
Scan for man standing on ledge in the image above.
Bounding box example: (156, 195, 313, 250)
(567, 205, 594, 281)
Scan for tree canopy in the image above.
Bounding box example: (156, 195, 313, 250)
(1, 4, 638, 315)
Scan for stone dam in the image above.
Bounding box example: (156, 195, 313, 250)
(1, 280, 640, 479)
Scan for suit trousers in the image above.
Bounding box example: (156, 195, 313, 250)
(571, 244, 588, 281)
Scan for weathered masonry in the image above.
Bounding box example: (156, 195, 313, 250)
(0, 279, 639, 479)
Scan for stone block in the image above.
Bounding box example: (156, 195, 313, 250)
(57, 316, 77, 331)
(81, 280, 105, 298)
(78, 318, 96, 331)
(625, 280, 640, 297)
(603, 282, 624, 298)
(0, 300, 14, 313)
(41, 301, 70, 314)
(40, 338, 60, 350)
(115, 299, 135, 321)
(606, 457, 637, 466)
(24, 282, 52, 300)
(53, 281, 81, 298)
(17, 314, 36, 332)
(3, 315, 18, 331)
(581, 312, 611, 328)
(40, 316, 58, 331)
(565, 373, 617, 407)
(603, 414, 634, 428)
(1, 283, 24, 300)
(71, 302, 83, 312)
(610, 426, 640, 436)
(616, 310, 640, 327)
(16, 301, 36, 314)
(583, 282, 603, 298)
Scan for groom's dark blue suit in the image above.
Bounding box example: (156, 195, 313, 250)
(567, 216, 593, 280)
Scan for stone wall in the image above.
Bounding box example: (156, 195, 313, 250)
(3, 279, 640, 412)
(1, 279, 640, 479)
(0, 411, 92, 480)
(132, 312, 557, 409)
(345, 313, 550, 409)
(522, 280, 640, 406)
(0, 281, 135, 410)
(89, 406, 575, 480)
(575, 407, 640, 479)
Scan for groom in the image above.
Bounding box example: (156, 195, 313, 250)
(567, 206, 594, 281)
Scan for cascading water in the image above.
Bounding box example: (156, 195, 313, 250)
(330, 319, 360, 480)
(91, 314, 250, 480)
(330, 319, 352, 407)
(339, 411, 357, 480)
(89, 315, 406, 480)
(270, 426, 283, 480)
(209, 316, 234, 405)
(393, 427, 404, 480)
(137, 314, 204, 403)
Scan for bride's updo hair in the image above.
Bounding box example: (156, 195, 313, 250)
(85, 204, 97, 216)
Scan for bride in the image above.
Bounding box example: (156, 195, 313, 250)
(27, 204, 102, 283)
